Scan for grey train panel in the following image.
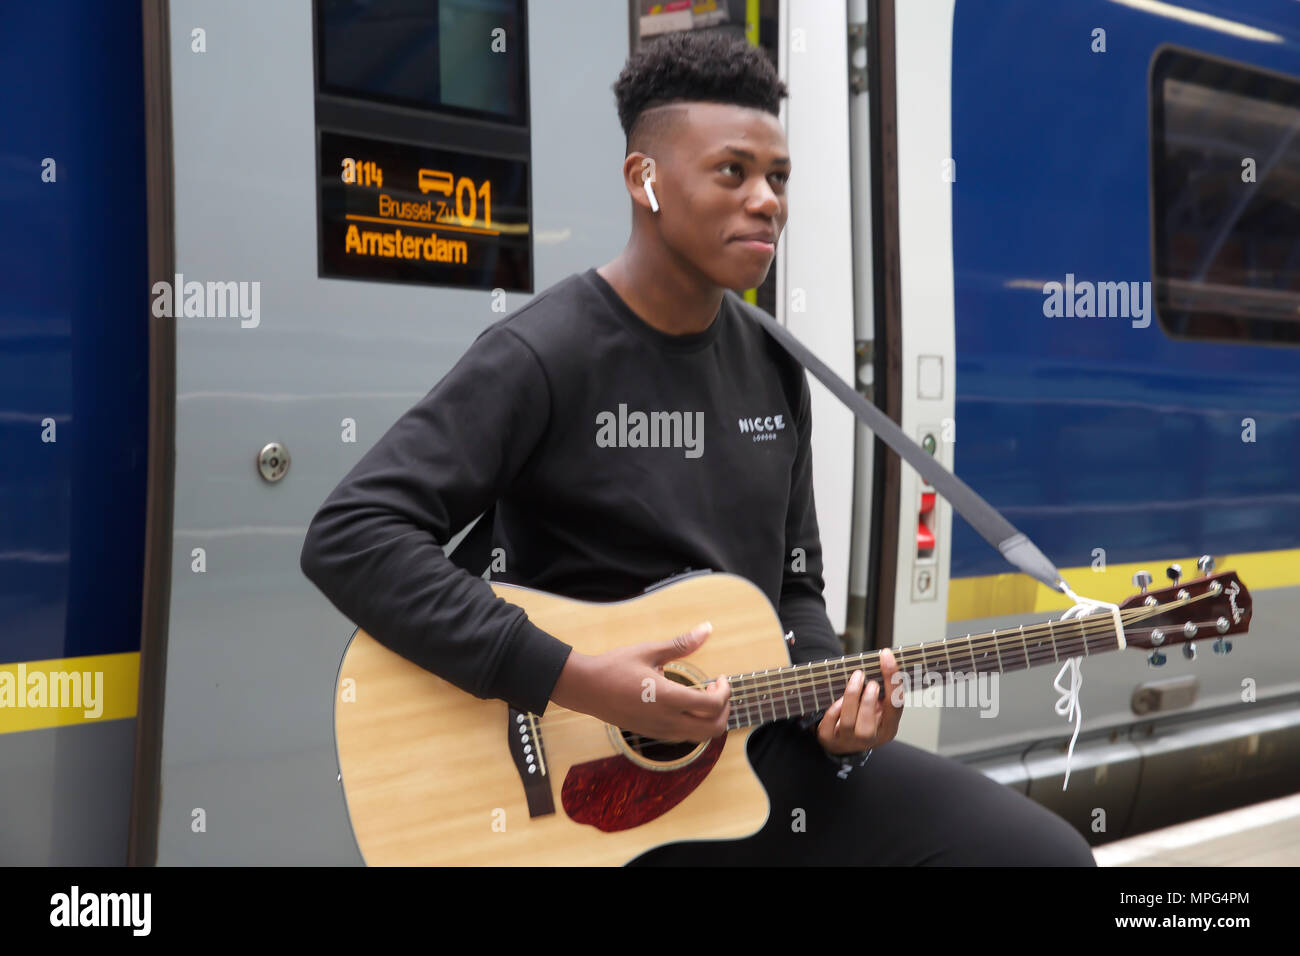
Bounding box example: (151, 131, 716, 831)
(155, 0, 632, 863)
(0, 721, 136, 865)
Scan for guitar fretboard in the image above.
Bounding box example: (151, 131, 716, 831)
(723, 613, 1122, 730)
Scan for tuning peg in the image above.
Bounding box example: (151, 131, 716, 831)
(1133, 570, 1153, 594)
(1183, 642, 1197, 661)
(1148, 651, 1167, 667)
(1197, 555, 1215, 577)
(1213, 638, 1233, 655)
(1166, 564, 1182, 586)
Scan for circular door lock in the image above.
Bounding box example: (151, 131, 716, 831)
(258, 442, 290, 482)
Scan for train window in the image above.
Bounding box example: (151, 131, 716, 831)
(1151, 48, 1300, 345)
(317, 0, 526, 124)
(313, 0, 532, 292)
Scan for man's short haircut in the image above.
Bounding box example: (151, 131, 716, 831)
(613, 30, 788, 156)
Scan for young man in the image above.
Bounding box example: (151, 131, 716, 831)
(300, 31, 1095, 866)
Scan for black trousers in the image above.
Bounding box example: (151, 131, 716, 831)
(631, 721, 1097, 866)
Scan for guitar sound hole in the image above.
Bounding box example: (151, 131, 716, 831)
(617, 669, 705, 764)
(619, 731, 697, 763)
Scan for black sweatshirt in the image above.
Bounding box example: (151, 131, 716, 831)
(300, 267, 843, 718)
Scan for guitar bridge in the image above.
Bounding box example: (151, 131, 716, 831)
(508, 707, 555, 818)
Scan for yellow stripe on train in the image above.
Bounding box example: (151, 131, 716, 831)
(3, 549, 1296, 731)
(0, 652, 139, 734)
(949, 547, 1300, 621)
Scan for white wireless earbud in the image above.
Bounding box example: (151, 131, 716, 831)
(640, 157, 659, 212)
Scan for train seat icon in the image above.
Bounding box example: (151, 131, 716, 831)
(418, 169, 453, 196)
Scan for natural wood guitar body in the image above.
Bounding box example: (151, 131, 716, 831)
(334, 573, 791, 866)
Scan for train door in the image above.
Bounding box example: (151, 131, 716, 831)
(848, 0, 960, 752)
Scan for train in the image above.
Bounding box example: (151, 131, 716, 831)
(2, 0, 1297, 865)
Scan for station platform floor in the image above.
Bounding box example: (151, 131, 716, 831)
(1092, 791, 1300, 866)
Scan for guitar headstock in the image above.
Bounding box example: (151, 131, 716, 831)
(1118, 558, 1251, 664)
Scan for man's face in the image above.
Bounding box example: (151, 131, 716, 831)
(650, 102, 790, 292)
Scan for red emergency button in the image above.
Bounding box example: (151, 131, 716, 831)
(916, 520, 935, 552)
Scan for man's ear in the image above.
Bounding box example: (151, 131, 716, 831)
(623, 153, 659, 212)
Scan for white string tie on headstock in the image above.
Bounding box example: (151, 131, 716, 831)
(1051, 583, 1127, 791)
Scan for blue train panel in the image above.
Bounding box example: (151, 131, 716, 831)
(950, 0, 1300, 578)
(0, 1, 149, 663)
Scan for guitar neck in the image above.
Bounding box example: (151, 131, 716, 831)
(723, 613, 1124, 730)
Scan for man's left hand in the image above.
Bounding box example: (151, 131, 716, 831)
(816, 648, 903, 755)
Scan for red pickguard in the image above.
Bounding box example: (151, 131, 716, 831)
(560, 736, 726, 832)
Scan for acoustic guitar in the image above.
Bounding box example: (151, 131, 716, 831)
(333, 564, 1251, 865)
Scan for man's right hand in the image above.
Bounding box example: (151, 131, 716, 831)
(549, 622, 730, 743)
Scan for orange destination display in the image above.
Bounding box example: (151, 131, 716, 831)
(318, 130, 531, 292)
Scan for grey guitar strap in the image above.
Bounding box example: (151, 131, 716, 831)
(751, 312, 1141, 794)
(748, 307, 1071, 595)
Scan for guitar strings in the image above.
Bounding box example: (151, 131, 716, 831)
(718, 593, 1207, 699)
(613, 617, 1230, 747)
(726, 596, 1221, 722)
(721, 599, 1189, 699)
(711, 607, 1152, 732)
(533, 596, 1196, 734)
(535, 593, 1215, 735)
(717, 618, 1225, 733)
(538, 608, 1140, 742)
